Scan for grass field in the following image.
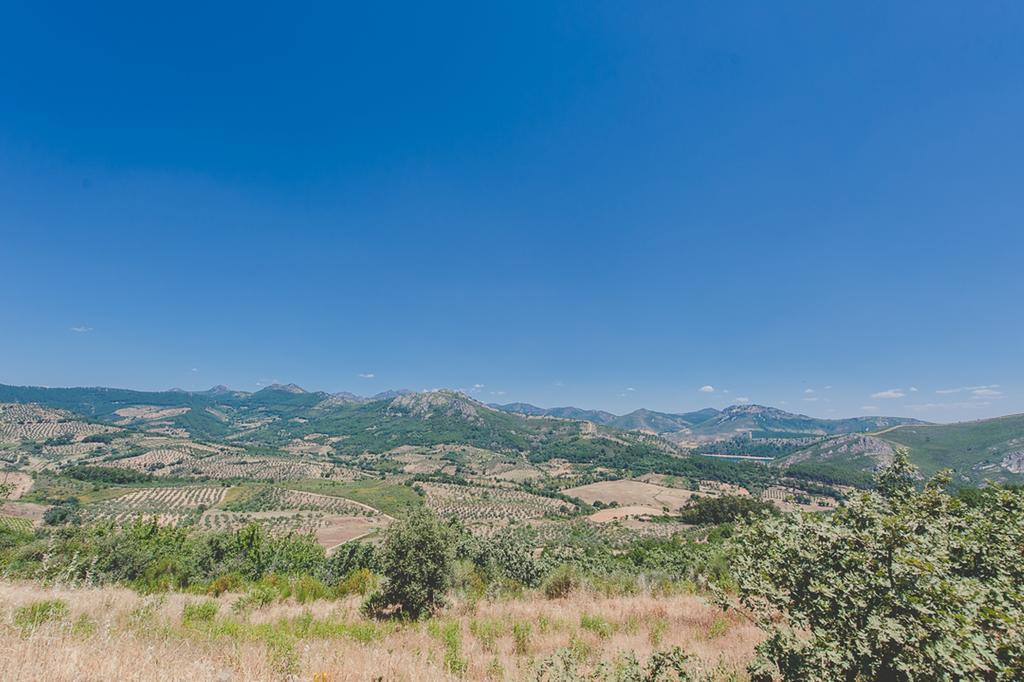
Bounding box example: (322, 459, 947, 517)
(0, 580, 758, 681)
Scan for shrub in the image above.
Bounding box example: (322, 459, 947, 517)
(292, 574, 328, 603)
(363, 508, 455, 619)
(232, 583, 279, 613)
(513, 621, 532, 655)
(206, 573, 244, 596)
(14, 599, 68, 629)
(441, 621, 468, 674)
(182, 600, 218, 624)
(335, 567, 378, 597)
(43, 498, 81, 526)
(542, 564, 581, 599)
(676, 495, 776, 525)
(580, 613, 614, 638)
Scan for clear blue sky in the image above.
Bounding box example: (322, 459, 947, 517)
(2, 2, 1022, 422)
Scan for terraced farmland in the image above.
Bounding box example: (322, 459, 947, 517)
(80, 486, 227, 526)
(0, 403, 112, 443)
(108, 449, 355, 480)
(223, 486, 380, 516)
(195, 509, 389, 548)
(417, 481, 572, 524)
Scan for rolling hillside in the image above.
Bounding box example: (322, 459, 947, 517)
(778, 413, 1024, 485)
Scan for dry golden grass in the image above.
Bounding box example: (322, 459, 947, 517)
(0, 580, 759, 681)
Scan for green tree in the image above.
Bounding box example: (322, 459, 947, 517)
(364, 508, 455, 619)
(728, 452, 1024, 680)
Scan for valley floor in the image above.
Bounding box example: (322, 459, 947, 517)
(0, 580, 758, 681)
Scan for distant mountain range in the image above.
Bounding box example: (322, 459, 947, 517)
(1, 382, 1020, 487)
(492, 401, 925, 442)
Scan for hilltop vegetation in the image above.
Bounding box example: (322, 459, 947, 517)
(778, 413, 1024, 485)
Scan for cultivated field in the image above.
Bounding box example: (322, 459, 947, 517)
(0, 501, 47, 527)
(80, 487, 228, 526)
(0, 580, 759, 681)
(564, 479, 698, 512)
(1, 471, 33, 499)
(418, 482, 572, 525)
(0, 403, 112, 443)
(108, 449, 355, 481)
(113, 405, 191, 422)
(166, 485, 396, 547)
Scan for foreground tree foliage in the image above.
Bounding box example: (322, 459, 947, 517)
(730, 453, 1024, 681)
(363, 508, 456, 619)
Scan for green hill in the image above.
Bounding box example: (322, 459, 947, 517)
(778, 414, 1024, 485)
(687, 404, 926, 441)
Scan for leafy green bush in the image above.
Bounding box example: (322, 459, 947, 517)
(206, 573, 244, 596)
(579, 613, 614, 638)
(233, 583, 280, 612)
(14, 599, 68, 629)
(335, 567, 378, 597)
(542, 564, 582, 599)
(43, 498, 81, 526)
(363, 508, 455, 619)
(182, 600, 218, 624)
(64, 465, 154, 484)
(731, 453, 1024, 681)
(676, 495, 776, 525)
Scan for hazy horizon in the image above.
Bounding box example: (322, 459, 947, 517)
(2, 377, 1018, 426)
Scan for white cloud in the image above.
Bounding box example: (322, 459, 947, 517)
(860, 405, 878, 411)
(803, 396, 819, 402)
(906, 401, 991, 411)
(699, 385, 715, 393)
(971, 387, 1002, 397)
(936, 384, 999, 395)
(871, 389, 906, 399)
(823, 385, 833, 390)
(358, 373, 375, 379)
(70, 326, 93, 333)
(734, 396, 750, 403)
(190, 368, 198, 373)
(626, 387, 636, 392)
(909, 386, 919, 392)
(473, 383, 485, 389)
(804, 388, 815, 394)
